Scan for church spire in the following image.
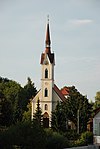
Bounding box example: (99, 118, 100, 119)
(45, 15, 51, 54)
(41, 17, 54, 64)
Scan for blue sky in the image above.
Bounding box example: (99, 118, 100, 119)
(0, 0, 100, 101)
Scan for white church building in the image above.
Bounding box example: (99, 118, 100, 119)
(31, 19, 66, 128)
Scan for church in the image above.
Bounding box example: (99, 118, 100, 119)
(31, 19, 66, 127)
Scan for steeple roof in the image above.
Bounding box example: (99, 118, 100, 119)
(40, 17, 55, 64)
(45, 22, 51, 48)
(45, 16, 51, 54)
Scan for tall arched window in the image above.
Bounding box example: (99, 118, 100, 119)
(45, 88, 48, 97)
(45, 104, 48, 110)
(45, 69, 48, 78)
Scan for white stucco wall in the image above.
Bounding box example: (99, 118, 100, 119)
(52, 89, 62, 111)
(93, 111, 100, 145)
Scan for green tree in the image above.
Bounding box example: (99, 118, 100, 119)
(0, 79, 22, 104)
(22, 101, 32, 122)
(52, 86, 92, 133)
(0, 77, 25, 125)
(94, 91, 100, 109)
(64, 86, 92, 133)
(51, 101, 66, 132)
(22, 77, 37, 113)
(33, 99, 43, 125)
(24, 77, 37, 100)
(0, 91, 13, 126)
(0, 76, 37, 126)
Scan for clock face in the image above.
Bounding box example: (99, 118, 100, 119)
(45, 82, 48, 85)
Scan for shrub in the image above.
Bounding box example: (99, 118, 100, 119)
(74, 131, 93, 147)
(45, 129, 69, 149)
(80, 131, 93, 145)
(64, 130, 79, 141)
(0, 121, 46, 149)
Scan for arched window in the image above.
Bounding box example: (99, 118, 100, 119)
(45, 104, 48, 110)
(45, 88, 48, 97)
(45, 69, 48, 78)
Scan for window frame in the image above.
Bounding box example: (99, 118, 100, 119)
(45, 68, 48, 78)
(44, 88, 48, 97)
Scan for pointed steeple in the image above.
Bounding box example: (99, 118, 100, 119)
(40, 17, 55, 64)
(45, 15, 51, 54)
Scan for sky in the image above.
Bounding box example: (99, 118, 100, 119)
(0, 0, 100, 101)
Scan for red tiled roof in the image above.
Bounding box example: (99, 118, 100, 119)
(61, 87, 69, 96)
(53, 84, 66, 102)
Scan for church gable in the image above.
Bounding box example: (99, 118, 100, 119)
(53, 84, 66, 102)
(52, 84, 66, 111)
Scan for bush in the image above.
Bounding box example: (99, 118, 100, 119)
(64, 130, 79, 141)
(0, 126, 70, 149)
(45, 129, 69, 149)
(74, 131, 93, 147)
(80, 131, 93, 145)
(0, 121, 46, 149)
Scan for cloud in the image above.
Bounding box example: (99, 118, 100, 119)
(68, 19, 94, 26)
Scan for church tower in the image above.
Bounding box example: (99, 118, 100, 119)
(40, 18, 55, 126)
(32, 18, 65, 128)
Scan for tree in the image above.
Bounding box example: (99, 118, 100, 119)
(33, 99, 42, 125)
(51, 101, 66, 132)
(24, 77, 37, 100)
(64, 86, 92, 133)
(0, 91, 13, 126)
(0, 77, 25, 125)
(94, 91, 100, 109)
(23, 77, 37, 112)
(22, 101, 32, 122)
(0, 76, 37, 126)
(0, 78, 22, 104)
(52, 86, 92, 133)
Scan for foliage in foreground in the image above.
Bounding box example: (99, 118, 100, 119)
(45, 129, 69, 149)
(0, 122, 69, 149)
(72, 131, 93, 147)
(0, 121, 46, 149)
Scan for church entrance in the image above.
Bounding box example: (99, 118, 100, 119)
(43, 112, 49, 128)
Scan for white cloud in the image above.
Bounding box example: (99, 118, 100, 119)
(68, 19, 94, 26)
